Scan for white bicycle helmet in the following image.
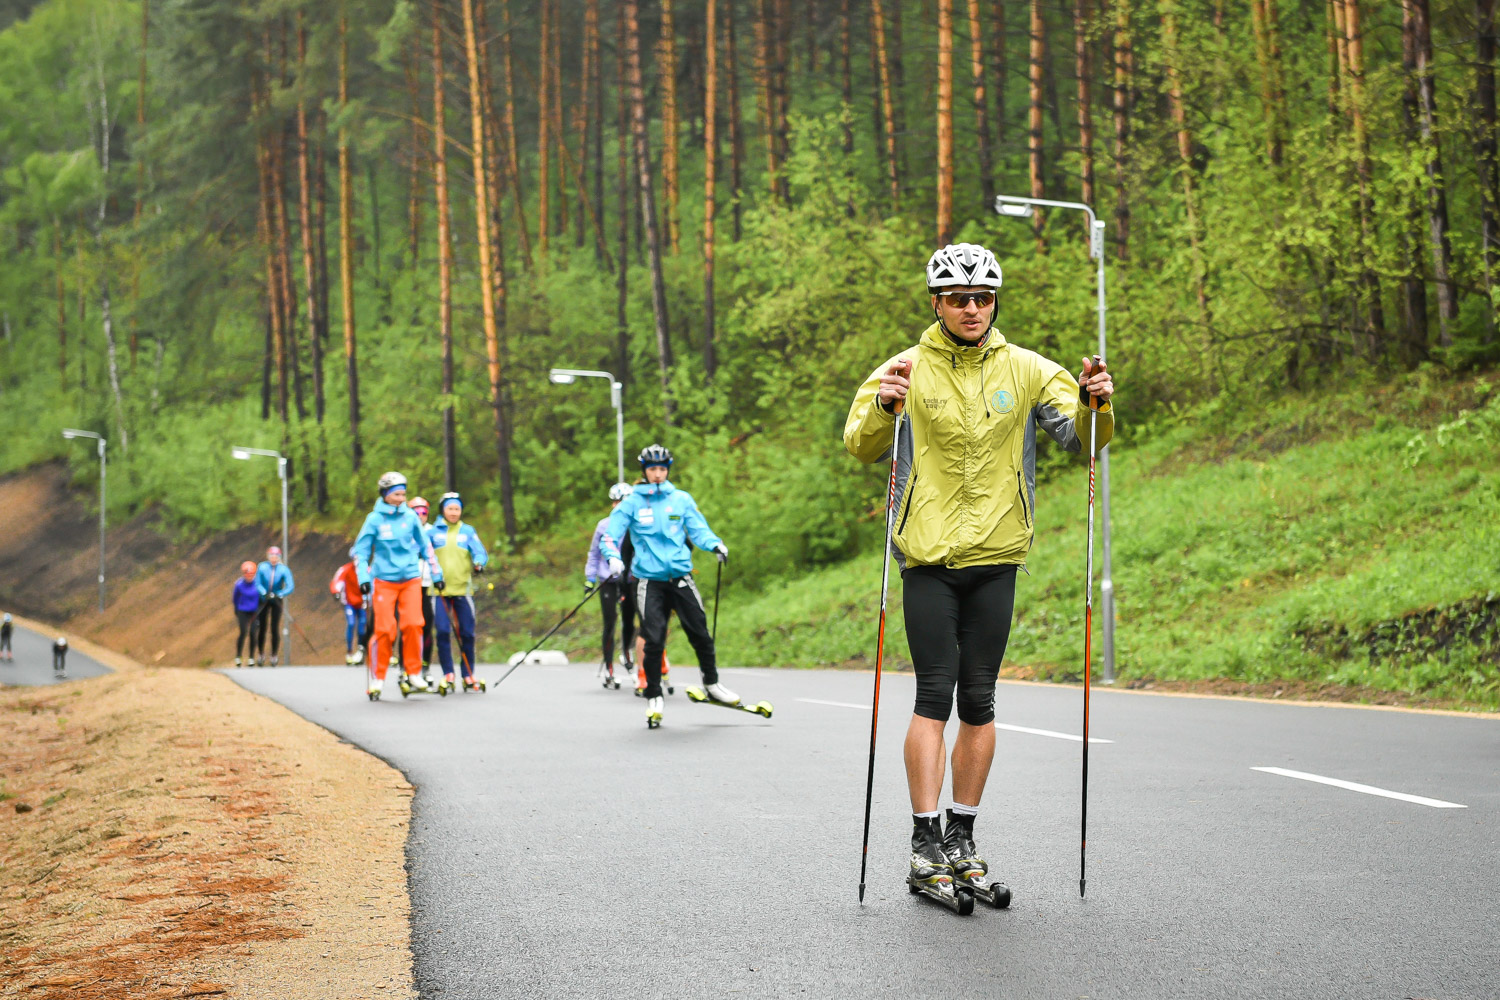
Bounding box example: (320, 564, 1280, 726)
(608, 483, 633, 502)
(925, 243, 1002, 291)
(377, 471, 407, 497)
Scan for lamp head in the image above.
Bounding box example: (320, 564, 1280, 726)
(548, 371, 577, 385)
(231, 448, 251, 461)
(996, 200, 1034, 219)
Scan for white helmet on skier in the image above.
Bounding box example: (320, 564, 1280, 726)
(377, 471, 407, 498)
(608, 482, 632, 502)
(925, 243, 1002, 292)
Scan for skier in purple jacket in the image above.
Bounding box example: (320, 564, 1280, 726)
(232, 561, 262, 667)
(587, 483, 636, 689)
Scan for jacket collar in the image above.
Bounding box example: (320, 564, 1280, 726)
(637, 480, 676, 499)
(919, 321, 1007, 364)
(373, 500, 409, 516)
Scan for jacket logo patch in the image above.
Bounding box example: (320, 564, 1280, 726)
(991, 389, 1016, 414)
(636, 508, 655, 526)
(923, 397, 949, 411)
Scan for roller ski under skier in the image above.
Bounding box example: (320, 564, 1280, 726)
(683, 682, 772, 719)
(941, 810, 1012, 909)
(907, 816, 974, 915)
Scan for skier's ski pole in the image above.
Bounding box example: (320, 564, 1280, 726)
(859, 407, 904, 905)
(1080, 363, 1102, 899)
(711, 560, 723, 643)
(493, 583, 602, 688)
(288, 612, 320, 656)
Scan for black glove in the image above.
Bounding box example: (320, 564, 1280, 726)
(473, 564, 485, 575)
(359, 581, 371, 596)
(434, 578, 446, 594)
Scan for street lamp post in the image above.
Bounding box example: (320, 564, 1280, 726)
(548, 368, 626, 484)
(61, 429, 106, 613)
(994, 194, 1115, 684)
(232, 446, 291, 666)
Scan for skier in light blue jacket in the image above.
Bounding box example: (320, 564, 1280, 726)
(253, 546, 295, 666)
(599, 445, 734, 728)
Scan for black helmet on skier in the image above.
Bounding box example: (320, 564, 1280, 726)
(438, 491, 463, 512)
(377, 471, 407, 498)
(637, 444, 673, 469)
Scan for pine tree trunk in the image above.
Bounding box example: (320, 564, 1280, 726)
(992, 0, 1006, 148)
(937, 0, 954, 245)
(772, 0, 792, 202)
(406, 35, 424, 267)
(1112, 0, 1131, 259)
(538, 0, 552, 258)
(460, 0, 516, 538)
(966, 0, 994, 210)
(433, 0, 456, 491)
(1476, 0, 1499, 335)
(1401, 0, 1431, 359)
(1074, 0, 1094, 210)
(1028, 0, 1046, 246)
(704, 0, 719, 378)
(872, 0, 901, 208)
(254, 71, 289, 425)
(661, 0, 681, 252)
(754, 0, 778, 198)
(1411, 0, 1458, 344)
(296, 14, 327, 509)
(1160, 0, 1208, 320)
(498, 0, 532, 269)
(55, 224, 66, 382)
(617, 4, 632, 390)
(575, 0, 595, 250)
(1342, 0, 1386, 353)
(135, 0, 148, 225)
(552, 11, 568, 241)
(840, 0, 854, 154)
(338, 9, 362, 470)
(624, 0, 675, 425)
(888, 0, 907, 181)
(1251, 0, 1284, 167)
(727, 0, 745, 239)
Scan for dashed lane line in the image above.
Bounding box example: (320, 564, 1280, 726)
(1251, 766, 1467, 809)
(793, 699, 1113, 743)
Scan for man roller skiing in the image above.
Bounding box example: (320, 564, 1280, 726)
(844, 242, 1114, 905)
(587, 482, 637, 689)
(350, 472, 445, 700)
(599, 445, 733, 729)
(429, 492, 488, 692)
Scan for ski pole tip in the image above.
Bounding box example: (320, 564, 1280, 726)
(1079, 878, 1086, 898)
(858, 883, 866, 904)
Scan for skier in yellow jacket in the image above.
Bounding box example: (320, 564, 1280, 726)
(844, 242, 1114, 899)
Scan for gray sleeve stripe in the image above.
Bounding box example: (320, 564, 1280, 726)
(1035, 403, 1081, 453)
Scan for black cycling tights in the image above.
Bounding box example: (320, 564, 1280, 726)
(902, 564, 1017, 726)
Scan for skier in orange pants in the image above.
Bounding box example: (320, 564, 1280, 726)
(350, 471, 444, 700)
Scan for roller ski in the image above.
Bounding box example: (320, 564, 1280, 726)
(367, 676, 383, 702)
(462, 676, 487, 693)
(397, 672, 446, 698)
(942, 810, 1011, 909)
(435, 674, 458, 696)
(635, 661, 673, 696)
(600, 660, 622, 690)
(683, 682, 772, 719)
(906, 816, 973, 915)
(646, 695, 664, 729)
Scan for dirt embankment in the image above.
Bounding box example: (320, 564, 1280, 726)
(0, 624, 415, 999)
(0, 464, 358, 667)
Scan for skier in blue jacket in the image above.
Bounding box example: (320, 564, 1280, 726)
(253, 546, 295, 666)
(599, 444, 734, 729)
(350, 472, 445, 700)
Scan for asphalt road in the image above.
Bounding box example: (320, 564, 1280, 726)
(0, 622, 111, 686)
(227, 662, 1499, 1000)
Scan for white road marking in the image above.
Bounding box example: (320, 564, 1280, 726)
(994, 722, 1114, 744)
(793, 699, 1113, 744)
(1251, 766, 1467, 809)
(796, 698, 873, 710)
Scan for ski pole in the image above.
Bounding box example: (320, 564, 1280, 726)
(288, 611, 320, 656)
(493, 583, 603, 688)
(1080, 365, 1102, 899)
(711, 560, 723, 643)
(441, 595, 475, 679)
(859, 407, 903, 905)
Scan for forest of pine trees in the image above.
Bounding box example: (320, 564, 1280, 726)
(0, 0, 1496, 580)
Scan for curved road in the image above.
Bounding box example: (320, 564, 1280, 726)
(0, 622, 111, 686)
(228, 662, 1500, 1000)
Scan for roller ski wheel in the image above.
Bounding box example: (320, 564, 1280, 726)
(397, 675, 435, 698)
(954, 873, 1011, 909)
(906, 875, 974, 915)
(463, 677, 487, 693)
(684, 686, 773, 719)
(367, 683, 383, 702)
(435, 677, 456, 696)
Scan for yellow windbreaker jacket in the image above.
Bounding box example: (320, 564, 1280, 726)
(844, 323, 1114, 570)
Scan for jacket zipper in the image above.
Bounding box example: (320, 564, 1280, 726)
(1016, 472, 1031, 529)
(898, 469, 917, 535)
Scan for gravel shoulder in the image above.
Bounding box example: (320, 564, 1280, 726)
(0, 616, 416, 1000)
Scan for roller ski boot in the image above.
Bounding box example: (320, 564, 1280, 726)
(269, 655, 279, 667)
(602, 661, 621, 690)
(684, 681, 774, 719)
(646, 695, 664, 729)
(637, 663, 674, 695)
(435, 674, 458, 696)
(907, 816, 973, 915)
(942, 811, 1011, 909)
(234, 657, 242, 668)
(398, 672, 442, 698)
(367, 677, 383, 702)
(463, 676, 487, 693)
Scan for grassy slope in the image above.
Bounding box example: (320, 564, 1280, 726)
(485, 369, 1500, 708)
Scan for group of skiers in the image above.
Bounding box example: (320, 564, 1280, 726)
(230, 546, 294, 667)
(0, 612, 71, 674)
